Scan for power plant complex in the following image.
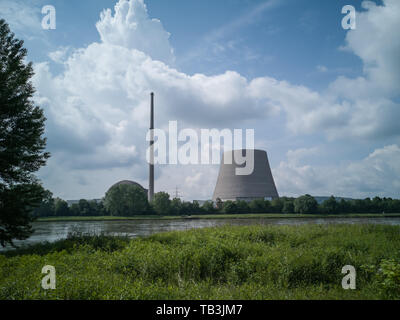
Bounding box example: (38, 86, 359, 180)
(110, 93, 279, 202)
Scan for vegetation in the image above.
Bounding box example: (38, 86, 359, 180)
(152, 191, 171, 215)
(35, 212, 400, 222)
(0, 19, 50, 247)
(294, 195, 318, 214)
(104, 183, 149, 216)
(32, 192, 400, 218)
(1, 224, 399, 299)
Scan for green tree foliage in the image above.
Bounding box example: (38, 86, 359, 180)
(249, 199, 266, 213)
(320, 196, 338, 214)
(201, 201, 215, 213)
(180, 201, 201, 215)
(77, 199, 91, 216)
(215, 198, 223, 210)
(0, 19, 50, 246)
(104, 184, 149, 216)
(337, 198, 350, 213)
(25, 190, 400, 218)
(223, 200, 237, 213)
(282, 198, 295, 214)
(236, 200, 250, 214)
(32, 189, 55, 217)
(270, 198, 283, 212)
(294, 194, 318, 214)
(152, 192, 171, 215)
(54, 198, 69, 217)
(170, 198, 183, 215)
(70, 203, 80, 216)
(88, 200, 106, 216)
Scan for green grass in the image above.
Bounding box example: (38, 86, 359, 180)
(36, 212, 400, 222)
(1, 224, 400, 300)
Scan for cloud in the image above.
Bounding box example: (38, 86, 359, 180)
(341, 0, 400, 97)
(0, 0, 42, 36)
(252, 0, 400, 141)
(48, 47, 71, 64)
(274, 145, 400, 198)
(30, 0, 400, 199)
(316, 65, 328, 73)
(155, 165, 219, 200)
(96, 0, 174, 65)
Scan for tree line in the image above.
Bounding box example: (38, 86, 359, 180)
(32, 184, 400, 217)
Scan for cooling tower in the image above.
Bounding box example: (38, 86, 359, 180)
(212, 149, 279, 202)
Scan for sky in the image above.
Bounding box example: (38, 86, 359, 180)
(1, 0, 399, 200)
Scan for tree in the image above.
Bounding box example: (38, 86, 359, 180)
(32, 189, 55, 217)
(0, 19, 50, 246)
(54, 198, 69, 217)
(152, 192, 171, 215)
(372, 196, 383, 213)
(88, 200, 106, 216)
(170, 197, 182, 215)
(104, 184, 149, 216)
(236, 200, 250, 214)
(202, 201, 215, 214)
(215, 198, 223, 211)
(180, 201, 200, 215)
(282, 199, 294, 214)
(70, 203, 81, 216)
(270, 198, 283, 213)
(78, 199, 91, 216)
(249, 199, 266, 213)
(294, 194, 318, 214)
(321, 196, 338, 214)
(338, 199, 350, 214)
(223, 200, 237, 214)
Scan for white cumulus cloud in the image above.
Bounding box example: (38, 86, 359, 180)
(30, 0, 400, 199)
(274, 145, 400, 198)
(96, 0, 174, 65)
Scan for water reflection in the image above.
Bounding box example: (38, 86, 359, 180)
(3, 217, 400, 251)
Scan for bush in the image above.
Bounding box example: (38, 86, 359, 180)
(223, 201, 237, 214)
(152, 192, 171, 215)
(294, 194, 318, 214)
(1, 224, 400, 299)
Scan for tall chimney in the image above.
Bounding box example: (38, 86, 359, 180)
(148, 92, 154, 202)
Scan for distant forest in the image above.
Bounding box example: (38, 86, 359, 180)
(32, 184, 400, 217)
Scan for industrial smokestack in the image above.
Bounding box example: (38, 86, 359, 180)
(148, 92, 154, 202)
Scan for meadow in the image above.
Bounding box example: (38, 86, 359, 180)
(1, 224, 400, 299)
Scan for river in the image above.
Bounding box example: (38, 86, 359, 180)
(2, 216, 400, 251)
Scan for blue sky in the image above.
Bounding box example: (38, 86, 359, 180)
(20, 0, 366, 86)
(1, 0, 399, 200)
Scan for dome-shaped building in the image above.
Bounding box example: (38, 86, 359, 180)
(107, 180, 148, 194)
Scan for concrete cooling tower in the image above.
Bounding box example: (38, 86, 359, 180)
(212, 149, 279, 202)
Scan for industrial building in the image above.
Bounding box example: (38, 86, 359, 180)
(106, 94, 279, 204)
(212, 149, 279, 202)
(107, 180, 147, 194)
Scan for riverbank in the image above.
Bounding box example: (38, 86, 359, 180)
(1, 224, 399, 299)
(37, 212, 400, 222)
